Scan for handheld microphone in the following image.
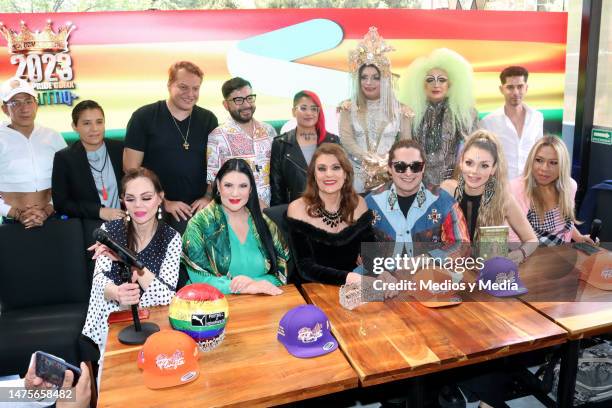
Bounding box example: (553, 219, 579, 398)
(590, 219, 602, 242)
(92, 228, 145, 269)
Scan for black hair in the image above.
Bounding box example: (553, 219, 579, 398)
(212, 158, 278, 276)
(71, 100, 105, 125)
(221, 77, 252, 99)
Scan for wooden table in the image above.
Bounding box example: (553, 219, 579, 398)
(98, 285, 358, 408)
(517, 246, 612, 408)
(518, 245, 612, 339)
(302, 282, 567, 388)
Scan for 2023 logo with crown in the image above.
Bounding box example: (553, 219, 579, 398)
(0, 20, 78, 106)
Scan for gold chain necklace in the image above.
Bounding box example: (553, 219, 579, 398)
(170, 113, 192, 150)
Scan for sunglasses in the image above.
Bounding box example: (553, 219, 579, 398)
(391, 161, 424, 173)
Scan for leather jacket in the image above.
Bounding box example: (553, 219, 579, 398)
(270, 129, 340, 206)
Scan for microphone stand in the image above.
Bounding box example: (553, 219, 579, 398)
(117, 254, 160, 345)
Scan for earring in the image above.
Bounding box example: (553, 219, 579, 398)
(483, 176, 496, 206)
(125, 210, 131, 222)
(157, 206, 162, 220)
(456, 174, 465, 203)
(387, 188, 397, 210)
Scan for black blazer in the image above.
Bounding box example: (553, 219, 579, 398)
(270, 129, 340, 206)
(52, 139, 124, 219)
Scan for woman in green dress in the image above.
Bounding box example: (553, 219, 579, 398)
(182, 158, 289, 295)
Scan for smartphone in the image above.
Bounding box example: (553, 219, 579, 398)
(573, 242, 601, 256)
(34, 351, 81, 388)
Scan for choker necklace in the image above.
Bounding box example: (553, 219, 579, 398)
(298, 131, 317, 141)
(171, 113, 192, 150)
(316, 206, 342, 228)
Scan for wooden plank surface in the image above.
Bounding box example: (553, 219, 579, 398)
(517, 246, 612, 339)
(98, 285, 358, 407)
(302, 282, 567, 386)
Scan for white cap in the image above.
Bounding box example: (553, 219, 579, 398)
(1, 77, 37, 102)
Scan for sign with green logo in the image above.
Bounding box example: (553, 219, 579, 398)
(592, 129, 612, 145)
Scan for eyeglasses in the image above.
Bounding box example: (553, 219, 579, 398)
(296, 105, 319, 113)
(425, 75, 448, 85)
(228, 94, 256, 105)
(5, 98, 36, 109)
(392, 161, 424, 173)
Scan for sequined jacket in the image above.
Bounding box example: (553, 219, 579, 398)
(413, 100, 479, 186)
(182, 201, 289, 288)
(365, 183, 471, 259)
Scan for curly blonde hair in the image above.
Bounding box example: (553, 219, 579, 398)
(399, 48, 475, 133)
(455, 130, 508, 240)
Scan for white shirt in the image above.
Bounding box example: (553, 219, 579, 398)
(481, 105, 543, 180)
(0, 123, 66, 192)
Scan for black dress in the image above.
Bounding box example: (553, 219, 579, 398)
(286, 210, 376, 285)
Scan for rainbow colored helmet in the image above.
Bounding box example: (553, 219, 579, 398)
(168, 283, 229, 352)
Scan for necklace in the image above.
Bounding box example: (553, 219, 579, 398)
(298, 131, 317, 142)
(171, 113, 192, 150)
(88, 149, 110, 201)
(316, 206, 342, 228)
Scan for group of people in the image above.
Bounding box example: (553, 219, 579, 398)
(0, 26, 596, 368)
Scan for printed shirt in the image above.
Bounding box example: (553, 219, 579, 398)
(206, 118, 276, 205)
(366, 183, 471, 260)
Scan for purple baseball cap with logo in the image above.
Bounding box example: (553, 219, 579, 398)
(277, 304, 338, 358)
(477, 256, 528, 297)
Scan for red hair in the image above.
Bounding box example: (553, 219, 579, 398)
(294, 90, 327, 144)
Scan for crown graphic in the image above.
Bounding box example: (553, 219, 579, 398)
(0, 20, 75, 54)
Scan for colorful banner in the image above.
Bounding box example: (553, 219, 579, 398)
(0, 9, 567, 139)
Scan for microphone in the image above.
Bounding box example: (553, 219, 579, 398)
(93, 228, 159, 344)
(590, 219, 602, 242)
(92, 228, 145, 269)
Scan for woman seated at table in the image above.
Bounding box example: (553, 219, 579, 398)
(509, 135, 594, 246)
(286, 143, 376, 285)
(270, 90, 340, 206)
(82, 167, 181, 349)
(182, 158, 289, 295)
(440, 130, 538, 264)
(52, 100, 125, 221)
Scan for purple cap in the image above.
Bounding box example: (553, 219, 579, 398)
(277, 304, 338, 358)
(477, 257, 528, 297)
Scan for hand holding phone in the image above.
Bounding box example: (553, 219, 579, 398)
(34, 351, 81, 388)
(573, 242, 602, 256)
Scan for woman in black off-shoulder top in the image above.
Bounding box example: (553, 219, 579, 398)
(286, 143, 377, 285)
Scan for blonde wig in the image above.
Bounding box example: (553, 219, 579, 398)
(522, 135, 577, 223)
(456, 130, 508, 240)
(399, 48, 475, 133)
